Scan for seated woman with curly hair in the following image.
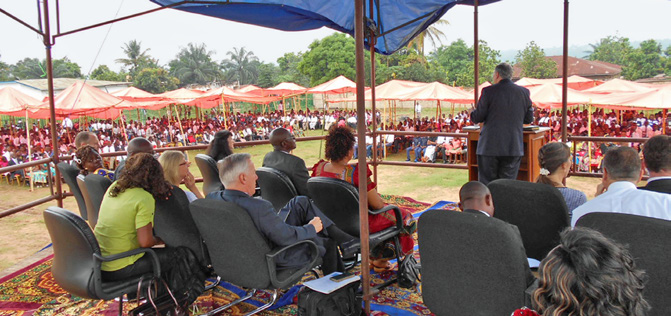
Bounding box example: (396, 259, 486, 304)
(512, 227, 649, 316)
(311, 125, 417, 272)
(94, 153, 205, 305)
(74, 145, 115, 181)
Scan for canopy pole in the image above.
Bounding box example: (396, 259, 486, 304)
(561, 0, 569, 142)
(370, 0, 378, 184)
(42, 0, 63, 207)
(355, 0, 371, 313)
(119, 111, 130, 146)
(26, 110, 34, 191)
(173, 104, 186, 146)
(663, 109, 667, 135)
(473, 0, 480, 102)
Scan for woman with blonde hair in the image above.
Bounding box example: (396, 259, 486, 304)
(159, 150, 203, 202)
(536, 142, 586, 219)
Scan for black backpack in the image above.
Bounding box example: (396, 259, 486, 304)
(297, 280, 362, 316)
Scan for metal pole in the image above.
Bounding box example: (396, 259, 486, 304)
(473, 0, 479, 103)
(370, 0, 378, 185)
(561, 0, 569, 142)
(355, 0, 371, 313)
(42, 0, 63, 207)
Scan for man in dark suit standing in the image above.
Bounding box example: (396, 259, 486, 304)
(262, 128, 310, 196)
(458, 181, 535, 287)
(470, 63, 534, 184)
(640, 135, 671, 194)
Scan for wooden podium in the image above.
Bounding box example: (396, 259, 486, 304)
(466, 127, 551, 182)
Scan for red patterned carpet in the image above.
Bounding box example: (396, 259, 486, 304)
(0, 195, 432, 316)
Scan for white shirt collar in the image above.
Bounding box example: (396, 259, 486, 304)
(648, 176, 671, 182)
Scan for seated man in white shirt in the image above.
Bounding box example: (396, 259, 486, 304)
(571, 146, 671, 227)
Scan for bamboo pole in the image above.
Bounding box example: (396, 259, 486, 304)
(26, 110, 34, 191)
(173, 104, 186, 146)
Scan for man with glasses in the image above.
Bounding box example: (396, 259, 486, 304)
(262, 127, 310, 196)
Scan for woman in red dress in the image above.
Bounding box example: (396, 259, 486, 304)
(311, 125, 416, 272)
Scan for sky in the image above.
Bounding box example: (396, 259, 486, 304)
(0, 0, 669, 75)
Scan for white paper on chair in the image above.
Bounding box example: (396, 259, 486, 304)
(303, 272, 360, 294)
(528, 258, 541, 268)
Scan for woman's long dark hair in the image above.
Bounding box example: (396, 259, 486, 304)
(206, 130, 233, 161)
(109, 153, 171, 200)
(324, 125, 355, 162)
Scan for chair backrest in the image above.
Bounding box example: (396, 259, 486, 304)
(154, 186, 210, 265)
(57, 162, 88, 220)
(190, 198, 272, 289)
(83, 174, 113, 229)
(307, 177, 361, 237)
(256, 167, 298, 211)
(576, 212, 671, 315)
(195, 154, 224, 195)
(76, 175, 95, 224)
(418, 209, 529, 315)
(43, 206, 100, 299)
(488, 179, 569, 260)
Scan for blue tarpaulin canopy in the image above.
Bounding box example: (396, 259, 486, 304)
(150, 0, 499, 55)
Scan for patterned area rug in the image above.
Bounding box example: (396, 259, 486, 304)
(0, 195, 432, 316)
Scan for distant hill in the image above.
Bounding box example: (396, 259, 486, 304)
(499, 39, 671, 64)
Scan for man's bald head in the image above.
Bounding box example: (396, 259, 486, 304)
(74, 131, 99, 151)
(269, 128, 295, 152)
(459, 181, 494, 216)
(127, 137, 154, 156)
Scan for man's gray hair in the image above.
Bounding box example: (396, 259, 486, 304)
(218, 153, 252, 186)
(603, 146, 641, 181)
(495, 62, 513, 80)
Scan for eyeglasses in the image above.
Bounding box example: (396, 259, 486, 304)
(179, 161, 191, 166)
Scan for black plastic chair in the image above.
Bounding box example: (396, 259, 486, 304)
(57, 162, 88, 220)
(488, 179, 569, 260)
(84, 174, 112, 229)
(576, 212, 671, 315)
(256, 167, 298, 211)
(76, 175, 95, 224)
(194, 154, 224, 195)
(43, 207, 159, 316)
(419, 209, 535, 315)
(307, 177, 404, 286)
(190, 199, 320, 316)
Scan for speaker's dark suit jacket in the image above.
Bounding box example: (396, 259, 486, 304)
(463, 209, 536, 287)
(639, 179, 671, 194)
(470, 79, 534, 157)
(262, 150, 310, 196)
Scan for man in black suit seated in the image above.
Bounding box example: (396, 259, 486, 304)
(470, 63, 534, 184)
(207, 153, 357, 274)
(458, 181, 536, 287)
(262, 128, 309, 196)
(640, 135, 671, 194)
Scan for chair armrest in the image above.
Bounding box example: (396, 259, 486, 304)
(524, 278, 539, 307)
(93, 247, 161, 278)
(266, 240, 320, 289)
(369, 205, 404, 230)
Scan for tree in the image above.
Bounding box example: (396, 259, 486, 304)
(133, 67, 179, 94)
(377, 48, 444, 83)
(0, 55, 11, 81)
(430, 39, 500, 86)
(406, 19, 449, 56)
(90, 65, 124, 81)
(622, 39, 664, 80)
(276, 52, 310, 86)
(515, 41, 557, 79)
(586, 35, 633, 66)
(169, 43, 222, 86)
(221, 47, 259, 86)
(115, 40, 154, 79)
(665, 45, 671, 76)
(257, 62, 280, 88)
(10, 57, 82, 79)
(51, 57, 82, 78)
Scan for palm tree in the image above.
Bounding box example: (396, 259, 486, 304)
(115, 40, 152, 78)
(222, 47, 259, 85)
(169, 43, 222, 86)
(406, 19, 449, 56)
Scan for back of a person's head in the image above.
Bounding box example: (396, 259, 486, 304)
(218, 153, 251, 187)
(533, 227, 648, 316)
(110, 153, 170, 200)
(127, 137, 153, 156)
(536, 142, 570, 186)
(325, 125, 355, 162)
(642, 135, 671, 173)
(495, 62, 513, 80)
(603, 146, 641, 182)
(74, 131, 96, 148)
(207, 130, 233, 161)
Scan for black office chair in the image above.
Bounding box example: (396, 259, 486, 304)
(57, 162, 88, 220)
(419, 209, 536, 315)
(488, 179, 569, 260)
(190, 199, 320, 316)
(307, 177, 404, 286)
(194, 154, 224, 195)
(576, 212, 671, 315)
(84, 174, 112, 229)
(76, 175, 95, 225)
(154, 186, 219, 290)
(43, 207, 160, 316)
(256, 167, 298, 211)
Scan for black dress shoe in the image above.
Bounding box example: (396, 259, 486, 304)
(340, 239, 360, 258)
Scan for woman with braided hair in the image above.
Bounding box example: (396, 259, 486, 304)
(536, 142, 586, 219)
(74, 145, 115, 181)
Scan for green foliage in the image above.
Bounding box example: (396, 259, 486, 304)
(256, 62, 280, 88)
(515, 41, 557, 79)
(430, 39, 500, 86)
(11, 57, 81, 79)
(622, 39, 664, 81)
(89, 64, 124, 81)
(276, 52, 310, 86)
(52, 57, 82, 78)
(168, 43, 222, 86)
(665, 46, 671, 76)
(115, 40, 155, 80)
(221, 47, 259, 85)
(406, 19, 449, 56)
(133, 67, 179, 94)
(586, 35, 633, 66)
(0, 59, 10, 81)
